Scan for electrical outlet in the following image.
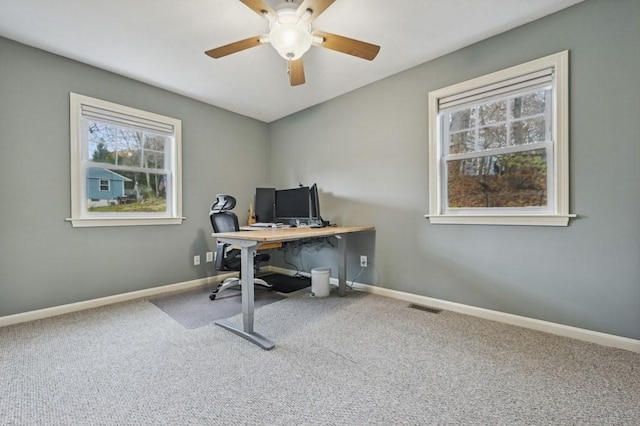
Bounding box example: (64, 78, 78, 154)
(360, 255, 367, 268)
(193, 255, 200, 266)
(206, 251, 214, 262)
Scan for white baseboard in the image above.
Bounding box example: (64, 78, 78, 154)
(347, 281, 640, 353)
(0, 273, 234, 328)
(2, 269, 638, 353)
(271, 266, 639, 352)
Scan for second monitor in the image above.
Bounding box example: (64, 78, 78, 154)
(275, 186, 310, 223)
(255, 187, 276, 223)
(255, 184, 325, 226)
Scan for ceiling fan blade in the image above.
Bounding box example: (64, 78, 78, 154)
(205, 35, 265, 59)
(240, 0, 276, 20)
(288, 58, 306, 86)
(297, 0, 335, 22)
(312, 31, 380, 61)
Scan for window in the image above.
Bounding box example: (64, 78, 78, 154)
(427, 51, 573, 226)
(69, 93, 183, 227)
(99, 180, 110, 192)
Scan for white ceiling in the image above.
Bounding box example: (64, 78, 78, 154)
(0, 0, 584, 123)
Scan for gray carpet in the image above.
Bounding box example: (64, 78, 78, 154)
(149, 284, 286, 329)
(1, 291, 639, 425)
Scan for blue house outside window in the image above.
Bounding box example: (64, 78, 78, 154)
(87, 167, 131, 201)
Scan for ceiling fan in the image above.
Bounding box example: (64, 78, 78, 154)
(205, 0, 380, 86)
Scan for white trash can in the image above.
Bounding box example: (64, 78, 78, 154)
(311, 267, 331, 297)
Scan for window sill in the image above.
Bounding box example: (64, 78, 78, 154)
(425, 214, 576, 227)
(67, 217, 185, 228)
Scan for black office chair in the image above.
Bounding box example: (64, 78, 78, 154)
(209, 194, 272, 300)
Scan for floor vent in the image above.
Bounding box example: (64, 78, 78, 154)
(408, 303, 442, 314)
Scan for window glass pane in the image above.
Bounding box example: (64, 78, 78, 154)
(510, 89, 549, 118)
(446, 148, 547, 208)
(478, 100, 506, 125)
(143, 134, 167, 169)
(510, 117, 546, 145)
(449, 130, 475, 154)
(116, 150, 141, 167)
(447, 124, 508, 154)
(144, 149, 165, 169)
(87, 167, 168, 213)
(143, 134, 166, 151)
(449, 108, 475, 132)
(88, 122, 117, 164)
(479, 124, 507, 150)
(117, 128, 142, 167)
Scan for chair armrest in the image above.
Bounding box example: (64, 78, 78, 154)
(215, 243, 226, 270)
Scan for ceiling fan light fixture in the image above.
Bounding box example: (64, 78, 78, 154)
(270, 22, 312, 60)
(268, 4, 312, 60)
(205, 0, 380, 86)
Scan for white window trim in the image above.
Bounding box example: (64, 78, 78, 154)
(68, 93, 184, 227)
(426, 51, 575, 226)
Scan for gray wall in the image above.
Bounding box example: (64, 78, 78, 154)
(0, 36, 270, 316)
(269, 0, 640, 340)
(1, 0, 638, 341)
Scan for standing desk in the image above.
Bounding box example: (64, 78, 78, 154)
(212, 225, 374, 350)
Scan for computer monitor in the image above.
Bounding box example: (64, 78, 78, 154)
(254, 187, 275, 223)
(275, 186, 310, 222)
(309, 183, 321, 221)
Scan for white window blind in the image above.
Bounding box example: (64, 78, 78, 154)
(81, 104, 175, 135)
(438, 68, 554, 111)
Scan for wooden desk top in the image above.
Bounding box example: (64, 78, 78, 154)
(213, 225, 374, 243)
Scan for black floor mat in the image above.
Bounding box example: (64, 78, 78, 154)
(259, 273, 310, 293)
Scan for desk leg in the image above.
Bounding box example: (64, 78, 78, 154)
(214, 242, 275, 350)
(337, 234, 347, 297)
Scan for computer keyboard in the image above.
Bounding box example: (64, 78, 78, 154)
(250, 222, 282, 228)
(250, 222, 272, 228)
(250, 222, 325, 228)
